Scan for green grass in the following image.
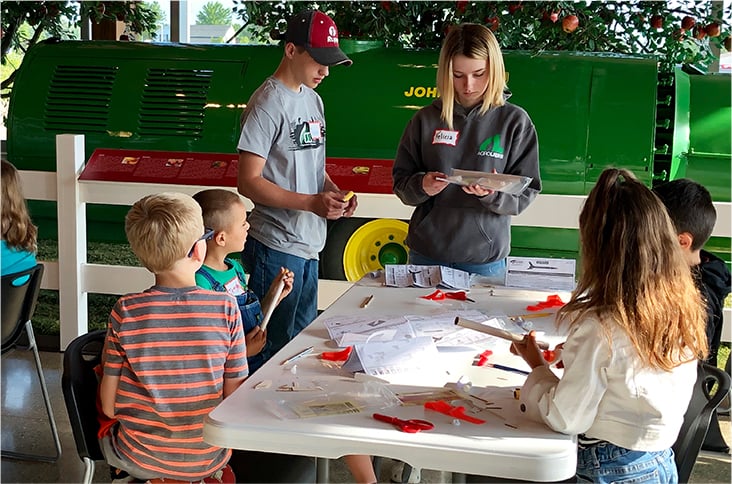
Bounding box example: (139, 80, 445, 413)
(35, 239, 138, 336)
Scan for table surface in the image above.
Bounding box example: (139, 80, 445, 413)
(204, 281, 577, 482)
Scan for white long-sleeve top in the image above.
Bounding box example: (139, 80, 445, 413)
(520, 314, 697, 451)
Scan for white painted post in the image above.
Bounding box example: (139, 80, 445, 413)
(56, 134, 88, 350)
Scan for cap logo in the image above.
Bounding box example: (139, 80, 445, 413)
(288, 10, 352, 66)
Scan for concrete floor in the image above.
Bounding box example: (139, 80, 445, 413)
(2, 349, 730, 483)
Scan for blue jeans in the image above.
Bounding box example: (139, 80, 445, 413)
(241, 238, 318, 360)
(576, 443, 677, 484)
(408, 250, 506, 278)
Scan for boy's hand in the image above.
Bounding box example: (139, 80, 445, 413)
(271, 267, 294, 303)
(340, 190, 358, 217)
(311, 191, 348, 219)
(245, 326, 267, 356)
(510, 331, 547, 370)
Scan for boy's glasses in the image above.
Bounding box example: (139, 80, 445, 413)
(188, 228, 215, 257)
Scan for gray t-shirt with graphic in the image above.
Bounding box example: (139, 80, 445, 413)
(237, 77, 326, 260)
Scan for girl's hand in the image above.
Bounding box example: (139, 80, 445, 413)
(245, 325, 267, 356)
(462, 168, 496, 197)
(422, 172, 449, 196)
(462, 184, 494, 197)
(510, 331, 548, 370)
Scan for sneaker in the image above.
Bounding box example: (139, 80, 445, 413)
(390, 461, 421, 483)
(110, 467, 137, 483)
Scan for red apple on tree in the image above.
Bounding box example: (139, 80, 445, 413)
(693, 26, 706, 40)
(562, 15, 579, 33)
(705, 23, 721, 37)
(550, 11, 559, 23)
(681, 16, 695, 30)
(485, 16, 499, 32)
(650, 15, 664, 29)
(509, 3, 522, 15)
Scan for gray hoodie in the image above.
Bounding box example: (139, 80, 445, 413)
(392, 96, 541, 264)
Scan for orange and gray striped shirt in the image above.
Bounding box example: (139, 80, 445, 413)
(103, 285, 247, 480)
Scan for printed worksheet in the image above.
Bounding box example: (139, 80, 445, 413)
(322, 314, 412, 342)
(384, 264, 470, 290)
(505, 256, 576, 291)
(350, 336, 440, 379)
(405, 309, 490, 345)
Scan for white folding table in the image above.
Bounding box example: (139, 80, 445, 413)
(204, 282, 577, 482)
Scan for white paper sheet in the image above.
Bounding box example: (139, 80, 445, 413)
(384, 264, 471, 290)
(505, 256, 576, 291)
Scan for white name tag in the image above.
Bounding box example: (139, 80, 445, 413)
(308, 121, 322, 140)
(432, 129, 459, 146)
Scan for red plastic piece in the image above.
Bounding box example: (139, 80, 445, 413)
(474, 349, 493, 366)
(526, 294, 565, 311)
(424, 400, 486, 424)
(421, 289, 475, 302)
(320, 346, 353, 361)
(542, 349, 556, 363)
(372, 413, 434, 433)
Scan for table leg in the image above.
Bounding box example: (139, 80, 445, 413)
(452, 472, 467, 483)
(316, 457, 330, 483)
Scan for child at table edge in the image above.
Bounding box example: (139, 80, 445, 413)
(193, 188, 294, 373)
(654, 178, 731, 453)
(98, 192, 247, 482)
(512, 168, 707, 483)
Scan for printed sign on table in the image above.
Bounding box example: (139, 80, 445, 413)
(505, 256, 576, 291)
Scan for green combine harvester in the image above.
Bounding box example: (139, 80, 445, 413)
(7, 40, 731, 280)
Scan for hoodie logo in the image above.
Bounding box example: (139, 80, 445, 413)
(477, 134, 504, 159)
(432, 129, 459, 146)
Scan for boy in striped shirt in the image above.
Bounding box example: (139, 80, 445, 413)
(99, 192, 248, 482)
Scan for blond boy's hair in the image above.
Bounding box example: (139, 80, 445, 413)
(125, 193, 203, 273)
(193, 189, 245, 232)
(437, 23, 506, 130)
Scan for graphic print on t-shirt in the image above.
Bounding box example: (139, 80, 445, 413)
(290, 118, 324, 150)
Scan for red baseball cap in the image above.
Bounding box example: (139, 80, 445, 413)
(285, 10, 352, 67)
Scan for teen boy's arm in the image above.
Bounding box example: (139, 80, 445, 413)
(238, 151, 351, 220)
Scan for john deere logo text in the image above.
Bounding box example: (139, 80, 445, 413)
(478, 134, 504, 159)
(404, 86, 438, 98)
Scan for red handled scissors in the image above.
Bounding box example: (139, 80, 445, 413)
(372, 413, 434, 433)
(421, 289, 475, 303)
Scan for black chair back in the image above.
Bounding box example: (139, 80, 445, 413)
(62, 329, 107, 463)
(1, 264, 44, 353)
(672, 361, 731, 483)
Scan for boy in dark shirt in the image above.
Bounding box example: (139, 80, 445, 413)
(654, 179, 731, 453)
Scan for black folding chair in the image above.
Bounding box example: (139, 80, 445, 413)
(672, 361, 731, 483)
(61, 329, 107, 484)
(1, 263, 61, 462)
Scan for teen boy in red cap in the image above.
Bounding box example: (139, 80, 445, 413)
(238, 9, 356, 363)
(235, 9, 375, 484)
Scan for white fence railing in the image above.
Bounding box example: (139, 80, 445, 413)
(21, 134, 732, 349)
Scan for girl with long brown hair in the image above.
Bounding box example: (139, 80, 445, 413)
(512, 168, 707, 483)
(1, 160, 38, 275)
